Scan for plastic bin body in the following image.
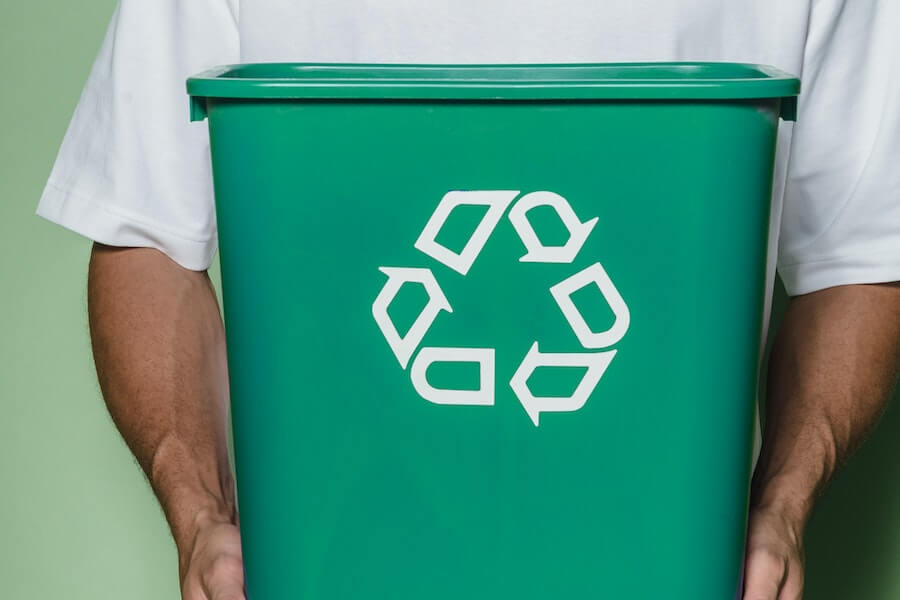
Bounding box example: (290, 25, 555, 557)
(188, 63, 799, 599)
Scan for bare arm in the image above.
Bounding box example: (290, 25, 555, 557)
(743, 283, 900, 600)
(88, 243, 244, 600)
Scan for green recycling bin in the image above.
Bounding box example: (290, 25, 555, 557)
(187, 63, 799, 599)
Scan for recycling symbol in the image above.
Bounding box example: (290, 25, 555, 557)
(372, 190, 630, 426)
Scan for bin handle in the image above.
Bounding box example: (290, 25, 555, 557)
(190, 96, 208, 122)
(780, 96, 798, 122)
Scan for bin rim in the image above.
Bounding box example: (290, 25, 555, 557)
(187, 61, 799, 101)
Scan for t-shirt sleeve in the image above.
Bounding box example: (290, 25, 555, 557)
(36, 0, 239, 271)
(778, 0, 900, 296)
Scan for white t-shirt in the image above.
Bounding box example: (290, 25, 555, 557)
(38, 0, 900, 297)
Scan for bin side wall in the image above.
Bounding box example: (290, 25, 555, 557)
(206, 98, 779, 600)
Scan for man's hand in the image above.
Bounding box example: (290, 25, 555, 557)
(742, 283, 900, 599)
(180, 512, 245, 600)
(743, 505, 804, 600)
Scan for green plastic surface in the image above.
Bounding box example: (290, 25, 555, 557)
(187, 62, 800, 120)
(192, 63, 796, 599)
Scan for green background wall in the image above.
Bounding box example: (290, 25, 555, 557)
(1, 2, 897, 597)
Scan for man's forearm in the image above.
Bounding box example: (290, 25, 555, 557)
(752, 283, 900, 528)
(87, 243, 235, 573)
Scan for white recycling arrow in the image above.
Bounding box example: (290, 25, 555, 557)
(509, 342, 616, 427)
(410, 347, 495, 406)
(508, 191, 599, 263)
(549, 262, 630, 349)
(372, 267, 452, 369)
(414, 190, 520, 275)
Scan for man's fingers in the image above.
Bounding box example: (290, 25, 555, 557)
(743, 547, 787, 600)
(207, 577, 245, 600)
(210, 587, 245, 600)
(202, 553, 246, 600)
(778, 566, 804, 600)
